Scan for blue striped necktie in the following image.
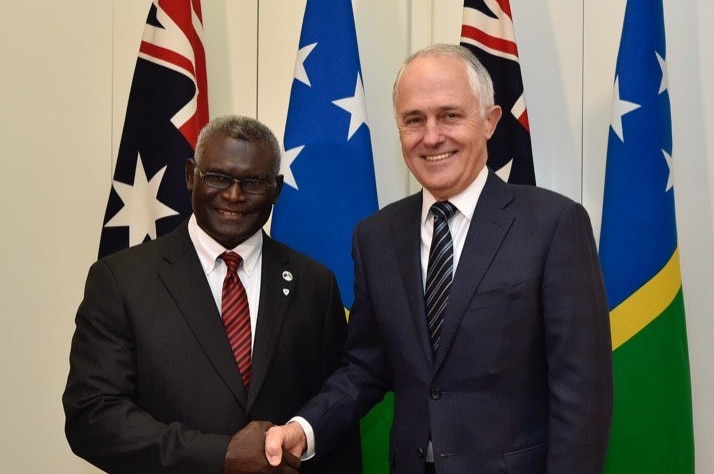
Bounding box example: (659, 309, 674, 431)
(425, 201, 457, 353)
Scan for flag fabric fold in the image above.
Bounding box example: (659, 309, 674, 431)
(460, 0, 535, 184)
(599, 1, 694, 472)
(99, 0, 209, 258)
(269, 0, 388, 471)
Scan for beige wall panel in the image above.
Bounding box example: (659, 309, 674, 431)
(0, 0, 712, 471)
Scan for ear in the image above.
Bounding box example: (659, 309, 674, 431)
(271, 175, 284, 204)
(186, 158, 196, 191)
(483, 105, 502, 140)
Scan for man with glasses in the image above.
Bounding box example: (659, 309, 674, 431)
(63, 115, 361, 474)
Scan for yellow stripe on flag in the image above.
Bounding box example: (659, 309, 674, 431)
(610, 248, 682, 350)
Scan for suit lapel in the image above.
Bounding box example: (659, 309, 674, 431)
(247, 234, 295, 408)
(391, 193, 436, 364)
(435, 172, 515, 370)
(157, 223, 248, 408)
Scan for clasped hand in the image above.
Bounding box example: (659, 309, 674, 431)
(223, 421, 301, 474)
(265, 422, 308, 468)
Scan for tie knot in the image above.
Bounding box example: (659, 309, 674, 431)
(221, 251, 243, 273)
(431, 201, 457, 221)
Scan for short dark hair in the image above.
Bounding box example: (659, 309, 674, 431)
(194, 115, 281, 175)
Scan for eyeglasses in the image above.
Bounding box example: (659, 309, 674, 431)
(196, 169, 276, 195)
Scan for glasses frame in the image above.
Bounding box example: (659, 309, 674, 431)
(195, 167, 277, 195)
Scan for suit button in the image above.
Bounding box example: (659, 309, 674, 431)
(431, 389, 441, 400)
(417, 447, 425, 459)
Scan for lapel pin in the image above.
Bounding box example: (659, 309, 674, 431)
(282, 271, 293, 281)
(283, 288, 290, 296)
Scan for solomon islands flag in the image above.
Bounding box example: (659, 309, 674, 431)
(269, 0, 389, 472)
(599, 0, 694, 472)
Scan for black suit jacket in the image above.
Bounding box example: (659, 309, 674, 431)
(299, 171, 613, 474)
(63, 221, 361, 473)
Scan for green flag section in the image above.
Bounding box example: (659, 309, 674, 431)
(269, 0, 391, 471)
(608, 289, 693, 472)
(359, 391, 394, 473)
(599, 0, 694, 472)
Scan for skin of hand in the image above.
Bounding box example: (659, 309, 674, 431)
(265, 422, 308, 467)
(224, 420, 301, 474)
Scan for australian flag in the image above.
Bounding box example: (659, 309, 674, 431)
(460, 0, 535, 184)
(98, 0, 209, 258)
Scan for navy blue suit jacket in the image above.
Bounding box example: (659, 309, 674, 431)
(299, 171, 612, 474)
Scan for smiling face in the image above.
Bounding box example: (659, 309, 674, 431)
(395, 54, 502, 200)
(186, 132, 282, 249)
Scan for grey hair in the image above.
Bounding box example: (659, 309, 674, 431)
(193, 115, 282, 175)
(392, 43, 495, 118)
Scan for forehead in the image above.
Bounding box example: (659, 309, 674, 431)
(395, 55, 477, 114)
(201, 133, 274, 172)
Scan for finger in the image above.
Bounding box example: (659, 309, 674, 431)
(282, 447, 301, 470)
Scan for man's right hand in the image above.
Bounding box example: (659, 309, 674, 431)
(224, 420, 300, 474)
(264, 422, 308, 468)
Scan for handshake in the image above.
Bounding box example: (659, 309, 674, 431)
(223, 420, 308, 474)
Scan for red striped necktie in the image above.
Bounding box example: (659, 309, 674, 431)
(220, 251, 251, 387)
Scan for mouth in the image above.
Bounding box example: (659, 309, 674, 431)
(422, 151, 455, 162)
(217, 208, 250, 217)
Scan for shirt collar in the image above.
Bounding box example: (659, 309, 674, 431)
(187, 214, 263, 276)
(421, 166, 488, 225)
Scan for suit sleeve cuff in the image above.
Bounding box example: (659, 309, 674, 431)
(288, 416, 315, 460)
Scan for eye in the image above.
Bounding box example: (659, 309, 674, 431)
(204, 173, 233, 188)
(240, 179, 264, 191)
(440, 111, 461, 123)
(240, 178, 274, 195)
(402, 116, 424, 129)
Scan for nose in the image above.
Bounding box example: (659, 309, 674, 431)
(222, 181, 247, 201)
(422, 118, 444, 146)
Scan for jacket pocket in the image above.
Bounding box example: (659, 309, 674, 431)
(503, 442, 547, 474)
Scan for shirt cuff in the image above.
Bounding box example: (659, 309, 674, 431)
(288, 416, 316, 460)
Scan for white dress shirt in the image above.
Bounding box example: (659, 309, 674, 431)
(420, 167, 487, 462)
(187, 214, 263, 349)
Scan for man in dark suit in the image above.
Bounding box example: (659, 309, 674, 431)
(63, 115, 361, 474)
(265, 44, 613, 473)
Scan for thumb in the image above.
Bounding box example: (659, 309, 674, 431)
(264, 426, 285, 466)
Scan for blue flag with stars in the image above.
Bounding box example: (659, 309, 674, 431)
(269, 0, 389, 471)
(599, 0, 694, 472)
(271, 0, 378, 309)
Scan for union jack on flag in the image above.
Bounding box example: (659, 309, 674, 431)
(98, 0, 209, 258)
(460, 0, 535, 184)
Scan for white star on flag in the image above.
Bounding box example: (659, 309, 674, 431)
(494, 159, 513, 182)
(294, 42, 317, 86)
(332, 72, 368, 140)
(663, 149, 673, 191)
(281, 145, 304, 190)
(656, 52, 668, 94)
(610, 76, 641, 142)
(104, 154, 179, 246)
